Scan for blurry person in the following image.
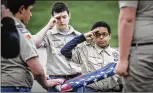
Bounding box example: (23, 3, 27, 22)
(1, 0, 62, 92)
(115, 1, 153, 92)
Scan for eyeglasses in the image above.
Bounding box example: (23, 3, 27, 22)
(94, 32, 109, 38)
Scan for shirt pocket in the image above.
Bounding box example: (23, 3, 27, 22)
(52, 39, 64, 48)
(88, 57, 102, 72)
(51, 39, 64, 55)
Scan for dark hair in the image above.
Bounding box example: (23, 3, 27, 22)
(6, 0, 36, 15)
(91, 21, 111, 34)
(51, 2, 69, 16)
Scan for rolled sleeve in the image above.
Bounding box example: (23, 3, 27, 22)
(119, 1, 138, 8)
(20, 35, 38, 62)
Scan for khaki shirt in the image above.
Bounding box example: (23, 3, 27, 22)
(119, 1, 153, 43)
(42, 25, 81, 75)
(71, 42, 120, 90)
(1, 18, 38, 87)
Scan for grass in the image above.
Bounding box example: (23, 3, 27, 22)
(27, 1, 119, 47)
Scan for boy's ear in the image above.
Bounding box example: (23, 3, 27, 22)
(68, 13, 71, 19)
(19, 5, 25, 14)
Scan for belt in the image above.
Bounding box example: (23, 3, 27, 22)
(131, 42, 153, 46)
(49, 73, 81, 80)
(1, 86, 30, 88)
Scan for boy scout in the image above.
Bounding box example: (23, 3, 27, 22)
(61, 21, 122, 92)
(1, 0, 61, 92)
(34, 2, 82, 92)
(115, 1, 153, 92)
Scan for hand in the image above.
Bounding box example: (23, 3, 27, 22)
(46, 78, 65, 87)
(46, 75, 50, 80)
(47, 14, 61, 29)
(84, 28, 99, 40)
(1, 5, 13, 18)
(115, 60, 129, 77)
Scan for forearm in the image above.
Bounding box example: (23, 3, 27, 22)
(27, 58, 48, 89)
(61, 34, 86, 58)
(34, 24, 50, 48)
(118, 13, 135, 61)
(34, 68, 48, 89)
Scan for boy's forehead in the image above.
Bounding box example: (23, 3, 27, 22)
(95, 27, 108, 33)
(54, 11, 68, 17)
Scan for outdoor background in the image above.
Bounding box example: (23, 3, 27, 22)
(27, 1, 119, 47)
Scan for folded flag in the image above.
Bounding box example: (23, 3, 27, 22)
(60, 62, 117, 92)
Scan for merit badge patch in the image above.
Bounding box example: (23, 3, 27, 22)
(25, 33, 32, 39)
(112, 51, 119, 62)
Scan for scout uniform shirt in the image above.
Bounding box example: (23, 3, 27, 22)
(119, 1, 153, 92)
(119, 1, 153, 43)
(1, 17, 38, 88)
(71, 43, 120, 91)
(42, 25, 81, 75)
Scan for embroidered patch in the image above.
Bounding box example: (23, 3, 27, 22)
(112, 51, 119, 62)
(25, 33, 32, 39)
(112, 51, 119, 58)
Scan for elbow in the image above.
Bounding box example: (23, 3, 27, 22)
(60, 48, 72, 59)
(35, 43, 41, 49)
(60, 48, 66, 56)
(33, 36, 41, 49)
(119, 15, 135, 23)
(35, 40, 41, 49)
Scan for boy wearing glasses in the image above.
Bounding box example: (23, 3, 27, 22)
(61, 21, 122, 92)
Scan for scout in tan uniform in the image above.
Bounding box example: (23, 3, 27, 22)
(115, 1, 153, 92)
(1, 0, 62, 92)
(34, 2, 82, 92)
(61, 21, 122, 92)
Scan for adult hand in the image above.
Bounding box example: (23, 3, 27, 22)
(115, 60, 129, 77)
(46, 78, 65, 88)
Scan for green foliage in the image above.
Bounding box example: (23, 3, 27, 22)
(27, 1, 119, 47)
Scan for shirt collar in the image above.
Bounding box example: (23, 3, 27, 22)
(51, 25, 79, 35)
(95, 44, 111, 56)
(12, 17, 25, 28)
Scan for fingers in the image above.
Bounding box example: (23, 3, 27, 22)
(53, 14, 62, 19)
(90, 28, 100, 34)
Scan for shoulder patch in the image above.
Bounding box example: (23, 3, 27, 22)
(112, 51, 119, 62)
(112, 51, 119, 58)
(25, 33, 32, 40)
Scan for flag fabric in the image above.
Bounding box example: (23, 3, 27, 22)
(60, 62, 117, 92)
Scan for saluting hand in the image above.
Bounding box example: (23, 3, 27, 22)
(84, 28, 99, 40)
(47, 14, 61, 29)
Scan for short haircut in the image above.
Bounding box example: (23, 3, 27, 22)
(51, 2, 69, 16)
(91, 21, 111, 34)
(6, 0, 36, 15)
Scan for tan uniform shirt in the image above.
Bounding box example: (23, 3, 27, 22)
(1, 18, 38, 87)
(119, 1, 153, 43)
(71, 42, 120, 90)
(42, 25, 81, 75)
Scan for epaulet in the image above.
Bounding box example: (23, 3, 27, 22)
(16, 24, 23, 28)
(16, 24, 28, 34)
